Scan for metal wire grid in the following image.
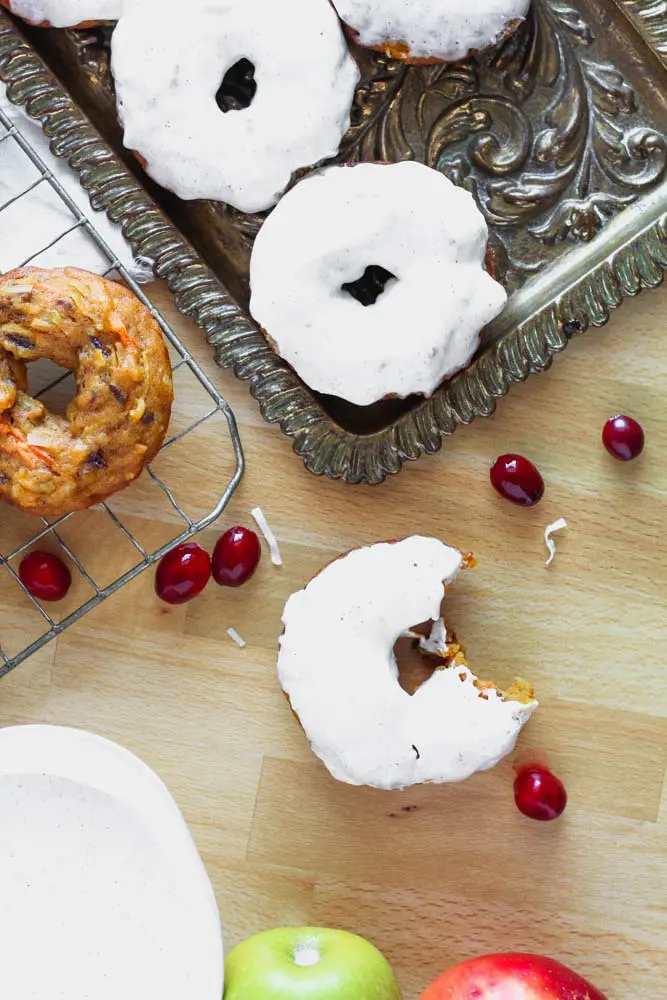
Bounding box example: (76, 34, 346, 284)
(0, 103, 244, 677)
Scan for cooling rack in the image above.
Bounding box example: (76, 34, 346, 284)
(0, 102, 244, 677)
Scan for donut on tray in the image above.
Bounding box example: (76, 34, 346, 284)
(249, 162, 506, 406)
(110, 0, 360, 213)
(0, 267, 173, 517)
(0, 0, 120, 27)
(278, 537, 537, 789)
(331, 0, 530, 63)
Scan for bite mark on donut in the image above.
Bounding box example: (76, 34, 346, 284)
(398, 609, 534, 706)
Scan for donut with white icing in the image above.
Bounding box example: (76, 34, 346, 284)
(0, 0, 120, 26)
(278, 537, 537, 790)
(110, 0, 360, 213)
(249, 162, 506, 406)
(331, 0, 530, 63)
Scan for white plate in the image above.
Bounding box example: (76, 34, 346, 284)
(0, 725, 223, 1000)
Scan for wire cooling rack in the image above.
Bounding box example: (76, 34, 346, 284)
(0, 102, 244, 677)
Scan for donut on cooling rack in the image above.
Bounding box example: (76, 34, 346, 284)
(331, 0, 529, 62)
(0, 0, 120, 27)
(278, 536, 537, 789)
(249, 161, 506, 406)
(0, 266, 173, 518)
(109, 0, 359, 213)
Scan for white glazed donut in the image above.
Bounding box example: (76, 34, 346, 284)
(0, 0, 120, 25)
(110, 0, 360, 213)
(249, 162, 506, 406)
(331, 0, 530, 63)
(278, 537, 537, 790)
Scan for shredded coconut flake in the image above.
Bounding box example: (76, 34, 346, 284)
(401, 620, 449, 655)
(250, 506, 282, 567)
(544, 518, 567, 567)
(226, 627, 246, 648)
(419, 617, 449, 656)
(26, 431, 55, 449)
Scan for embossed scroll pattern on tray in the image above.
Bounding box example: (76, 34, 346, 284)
(345, 2, 667, 288)
(8, 1, 667, 484)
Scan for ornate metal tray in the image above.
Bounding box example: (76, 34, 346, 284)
(7, 0, 667, 483)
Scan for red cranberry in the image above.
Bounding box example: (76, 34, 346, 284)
(490, 454, 544, 507)
(19, 550, 71, 602)
(212, 526, 261, 587)
(602, 414, 644, 461)
(155, 542, 211, 605)
(514, 765, 567, 821)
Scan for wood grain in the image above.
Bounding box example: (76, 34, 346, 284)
(1, 282, 666, 999)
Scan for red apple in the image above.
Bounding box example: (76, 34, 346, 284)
(420, 953, 608, 999)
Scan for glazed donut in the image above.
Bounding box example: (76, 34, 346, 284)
(0, 0, 120, 27)
(278, 537, 537, 789)
(249, 162, 506, 406)
(110, 0, 360, 213)
(331, 0, 529, 62)
(0, 267, 173, 518)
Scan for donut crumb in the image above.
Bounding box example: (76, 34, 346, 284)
(504, 676, 535, 704)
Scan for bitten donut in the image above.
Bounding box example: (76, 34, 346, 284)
(0, 267, 172, 517)
(331, 0, 530, 63)
(278, 537, 537, 789)
(250, 162, 506, 406)
(0, 0, 120, 27)
(110, 0, 360, 213)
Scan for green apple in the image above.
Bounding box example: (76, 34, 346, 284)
(224, 926, 401, 1000)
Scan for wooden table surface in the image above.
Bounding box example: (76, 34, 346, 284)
(1, 281, 666, 1000)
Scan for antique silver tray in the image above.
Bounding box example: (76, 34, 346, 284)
(5, 1, 667, 483)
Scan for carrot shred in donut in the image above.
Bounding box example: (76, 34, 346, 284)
(28, 444, 56, 468)
(114, 324, 138, 351)
(0, 418, 56, 468)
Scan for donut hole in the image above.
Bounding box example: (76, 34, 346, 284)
(394, 618, 465, 696)
(27, 359, 76, 418)
(341, 265, 397, 307)
(215, 59, 257, 113)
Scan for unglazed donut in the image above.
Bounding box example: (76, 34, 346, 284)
(0, 0, 120, 26)
(0, 267, 172, 517)
(278, 537, 537, 789)
(110, 0, 360, 213)
(249, 162, 506, 406)
(331, 0, 530, 62)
